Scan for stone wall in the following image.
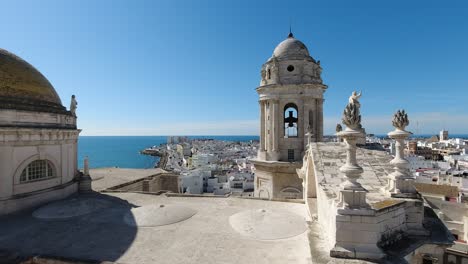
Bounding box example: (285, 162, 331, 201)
(0, 182, 77, 215)
(108, 173, 179, 193)
(307, 142, 431, 260)
(0, 127, 80, 215)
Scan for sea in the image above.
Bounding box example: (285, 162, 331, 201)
(78, 136, 259, 169)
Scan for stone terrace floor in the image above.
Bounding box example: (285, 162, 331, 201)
(0, 192, 312, 264)
(311, 142, 395, 204)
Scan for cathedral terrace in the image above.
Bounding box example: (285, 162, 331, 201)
(0, 1, 467, 264)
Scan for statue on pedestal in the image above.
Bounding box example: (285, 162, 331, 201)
(345, 91, 365, 144)
(70, 95, 78, 117)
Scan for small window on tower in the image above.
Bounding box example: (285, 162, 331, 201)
(267, 69, 271, 79)
(287, 65, 294, 72)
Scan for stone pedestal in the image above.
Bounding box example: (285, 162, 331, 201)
(386, 129, 416, 196)
(252, 159, 303, 200)
(267, 151, 280, 161)
(336, 129, 369, 209)
(257, 151, 267, 160)
(79, 157, 92, 193)
(384, 111, 427, 236)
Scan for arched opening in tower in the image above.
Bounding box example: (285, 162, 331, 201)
(284, 103, 298, 138)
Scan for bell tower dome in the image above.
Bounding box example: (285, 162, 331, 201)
(253, 33, 328, 200)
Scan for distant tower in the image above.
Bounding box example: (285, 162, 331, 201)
(439, 130, 448, 141)
(253, 32, 328, 200)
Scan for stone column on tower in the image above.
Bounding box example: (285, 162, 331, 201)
(317, 98, 324, 141)
(270, 99, 280, 161)
(258, 100, 267, 160)
(265, 101, 270, 153)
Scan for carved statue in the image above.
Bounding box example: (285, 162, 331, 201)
(335, 124, 342, 133)
(70, 95, 78, 117)
(348, 91, 362, 109)
(392, 110, 409, 131)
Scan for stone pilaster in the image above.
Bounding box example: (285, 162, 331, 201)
(270, 99, 280, 161)
(257, 101, 267, 160)
(317, 99, 324, 141)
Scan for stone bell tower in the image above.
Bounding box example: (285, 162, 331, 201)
(252, 32, 327, 200)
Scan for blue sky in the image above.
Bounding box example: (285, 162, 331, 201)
(1, 0, 467, 135)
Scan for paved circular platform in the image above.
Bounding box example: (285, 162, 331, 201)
(229, 208, 307, 240)
(123, 204, 197, 227)
(33, 197, 112, 220)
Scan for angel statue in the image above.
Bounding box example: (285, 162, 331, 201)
(70, 95, 78, 117)
(348, 91, 362, 109)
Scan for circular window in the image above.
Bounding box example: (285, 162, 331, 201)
(287, 65, 294, 72)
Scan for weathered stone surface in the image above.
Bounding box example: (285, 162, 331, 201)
(0, 193, 313, 264)
(229, 208, 307, 240)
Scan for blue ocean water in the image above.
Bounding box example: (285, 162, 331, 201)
(78, 136, 259, 169)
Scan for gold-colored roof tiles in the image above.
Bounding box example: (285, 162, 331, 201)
(0, 48, 62, 105)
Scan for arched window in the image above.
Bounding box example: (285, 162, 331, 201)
(267, 69, 271, 79)
(284, 103, 298, 138)
(20, 160, 55, 183)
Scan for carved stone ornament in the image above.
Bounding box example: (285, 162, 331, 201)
(335, 123, 342, 133)
(342, 103, 361, 130)
(392, 110, 409, 131)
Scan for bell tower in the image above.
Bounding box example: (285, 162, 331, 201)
(253, 33, 327, 200)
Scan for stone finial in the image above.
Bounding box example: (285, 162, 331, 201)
(392, 110, 409, 131)
(342, 103, 361, 130)
(335, 124, 342, 133)
(386, 110, 416, 196)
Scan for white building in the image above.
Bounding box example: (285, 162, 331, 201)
(191, 153, 217, 168)
(0, 49, 81, 215)
(213, 182, 230, 195)
(180, 173, 203, 194)
(440, 130, 449, 141)
(229, 171, 255, 191)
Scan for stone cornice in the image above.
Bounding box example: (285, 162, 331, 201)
(0, 128, 81, 144)
(257, 83, 328, 91)
(0, 109, 77, 130)
(257, 85, 325, 100)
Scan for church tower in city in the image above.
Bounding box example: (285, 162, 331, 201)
(253, 32, 327, 199)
